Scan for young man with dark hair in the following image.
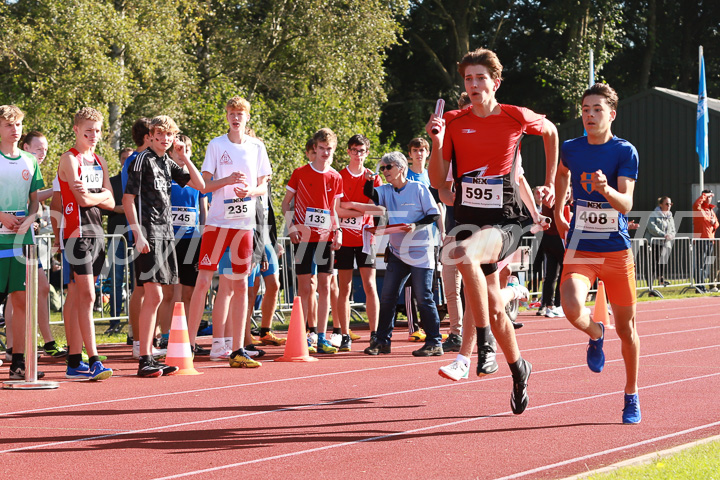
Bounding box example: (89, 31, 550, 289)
(124, 115, 204, 377)
(426, 48, 558, 414)
(334, 134, 383, 351)
(554, 83, 641, 423)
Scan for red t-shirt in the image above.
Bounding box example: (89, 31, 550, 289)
(287, 163, 343, 242)
(443, 104, 545, 176)
(339, 166, 382, 247)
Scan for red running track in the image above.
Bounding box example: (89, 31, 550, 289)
(1, 296, 719, 479)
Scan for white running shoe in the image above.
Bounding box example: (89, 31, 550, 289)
(439, 360, 470, 381)
(307, 332, 318, 347)
(329, 333, 343, 348)
(509, 283, 530, 301)
(210, 345, 231, 361)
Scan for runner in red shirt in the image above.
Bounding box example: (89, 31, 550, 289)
(334, 134, 384, 351)
(426, 48, 558, 414)
(282, 128, 352, 354)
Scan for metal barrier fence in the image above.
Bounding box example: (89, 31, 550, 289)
(688, 238, 720, 293)
(36, 233, 132, 326)
(22, 232, 717, 331)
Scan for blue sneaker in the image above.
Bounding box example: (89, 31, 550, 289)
(66, 362, 92, 379)
(587, 322, 605, 373)
(89, 361, 113, 381)
(622, 393, 641, 424)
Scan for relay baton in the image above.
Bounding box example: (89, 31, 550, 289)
(431, 99, 445, 134)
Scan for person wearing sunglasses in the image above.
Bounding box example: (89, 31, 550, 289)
(362, 152, 443, 357)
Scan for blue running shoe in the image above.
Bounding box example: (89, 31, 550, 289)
(89, 361, 113, 381)
(587, 322, 605, 373)
(66, 362, 92, 379)
(622, 393, 641, 424)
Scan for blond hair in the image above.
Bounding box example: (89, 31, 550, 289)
(0, 105, 25, 123)
(74, 107, 103, 126)
(149, 115, 179, 135)
(226, 96, 251, 113)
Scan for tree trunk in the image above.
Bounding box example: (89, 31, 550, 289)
(638, 0, 656, 90)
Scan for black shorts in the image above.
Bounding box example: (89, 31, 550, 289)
(450, 222, 524, 276)
(65, 237, 105, 277)
(175, 237, 201, 287)
(294, 241, 334, 275)
(134, 239, 178, 286)
(334, 245, 376, 270)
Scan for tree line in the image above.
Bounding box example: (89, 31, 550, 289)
(1, 0, 718, 208)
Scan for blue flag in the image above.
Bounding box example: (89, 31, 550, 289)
(697, 53, 709, 171)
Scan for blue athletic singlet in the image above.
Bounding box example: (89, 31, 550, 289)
(170, 180, 204, 239)
(561, 135, 639, 252)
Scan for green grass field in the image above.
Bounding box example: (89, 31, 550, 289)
(580, 438, 720, 479)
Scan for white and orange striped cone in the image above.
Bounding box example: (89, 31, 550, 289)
(165, 302, 203, 375)
(594, 281, 614, 330)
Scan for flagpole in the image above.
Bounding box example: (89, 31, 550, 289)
(699, 45, 704, 192)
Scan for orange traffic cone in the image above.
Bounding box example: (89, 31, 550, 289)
(275, 297, 318, 363)
(165, 302, 203, 375)
(594, 281, 614, 330)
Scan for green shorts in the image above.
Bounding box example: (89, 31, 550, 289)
(0, 249, 27, 294)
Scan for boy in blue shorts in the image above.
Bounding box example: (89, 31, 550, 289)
(554, 83, 641, 424)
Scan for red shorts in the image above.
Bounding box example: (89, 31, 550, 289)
(560, 249, 636, 306)
(197, 227, 253, 275)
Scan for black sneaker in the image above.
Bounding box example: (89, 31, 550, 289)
(244, 345, 266, 358)
(137, 359, 163, 378)
(510, 359, 532, 415)
(339, 334, 352, 352)
(369, 331, 377, 344)
(442, 333, 462, 352)
(364, 341, 391, 355)
(43, 341, 68, 358)
(412, 344, 444, 357)
(476, 343, 499, 376)
(511, 320, 524, 329)
(152, 359, 179, 376)
(9, 364, 45, 380)
(192, 344, 210, 356)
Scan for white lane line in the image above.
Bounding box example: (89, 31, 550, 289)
(150, 371, 720, 480)
(2, 344, 718, 457)
(494, 420, 720, 480)
(2, 321, 718, 418)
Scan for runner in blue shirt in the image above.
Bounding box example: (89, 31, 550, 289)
(554, 83, 641, 424)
